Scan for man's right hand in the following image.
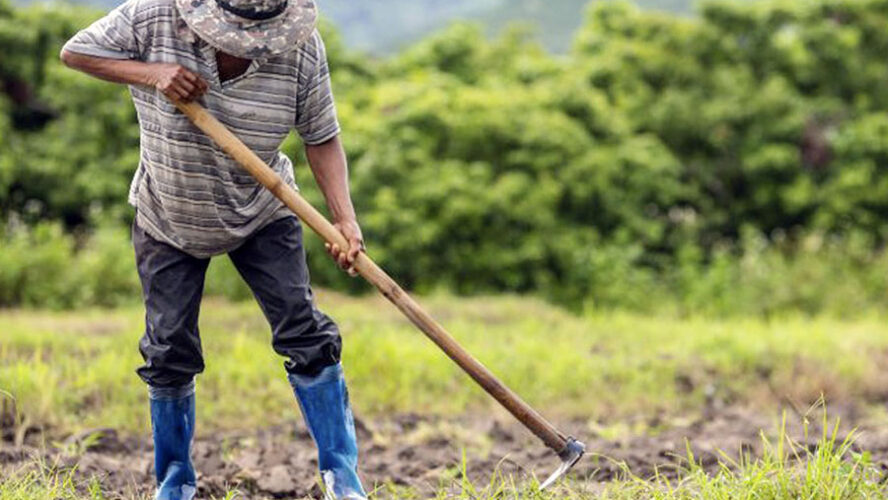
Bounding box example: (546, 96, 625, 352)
(147, 63, 209, 102)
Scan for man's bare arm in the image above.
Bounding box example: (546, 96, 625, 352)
(305, 135, 364, 275)
(60, 50, 207, 101)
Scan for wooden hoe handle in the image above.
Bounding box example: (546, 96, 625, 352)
(174, 100, 570, 454)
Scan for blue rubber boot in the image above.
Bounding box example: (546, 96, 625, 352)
(288, 363, 367, 500)
(149, 382, 197, 500)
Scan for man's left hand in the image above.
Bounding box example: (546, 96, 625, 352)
(325, 218, 364, 277)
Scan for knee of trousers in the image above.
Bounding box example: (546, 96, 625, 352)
(272, 310, 343, 377)
(137, 333, 205, 388)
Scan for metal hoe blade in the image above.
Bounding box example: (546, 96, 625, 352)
(539, 437, 586, 490)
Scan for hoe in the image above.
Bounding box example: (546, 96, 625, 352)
(175, 100, 586, 489)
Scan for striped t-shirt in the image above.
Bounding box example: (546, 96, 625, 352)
(62, 0, 340, 258)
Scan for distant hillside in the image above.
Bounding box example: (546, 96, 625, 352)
(476, 0, 592, 53)
(325, 0, 704, 53)
(12, 0, 754, 53)
(319, 0, 497, 53)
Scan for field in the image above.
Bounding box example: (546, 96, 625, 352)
(4, 291, 888, 498)
(6, 0, 888, 497)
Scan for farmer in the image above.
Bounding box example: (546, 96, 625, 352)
(59, 0, 367, 498)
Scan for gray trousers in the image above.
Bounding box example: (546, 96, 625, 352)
(133, 215, 342, 388)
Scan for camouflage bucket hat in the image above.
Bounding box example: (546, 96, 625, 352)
(175, 0, 317, 58)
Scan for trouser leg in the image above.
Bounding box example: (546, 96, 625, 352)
(133, 219, 209, 388)
(229, 216, 365, 499)
(228, 216, 341, 376)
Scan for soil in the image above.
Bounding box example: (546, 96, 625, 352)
(3, 406, 888, 499)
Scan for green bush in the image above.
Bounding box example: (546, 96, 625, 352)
(0, 222, 78, 308)
(0, 222, 135, 308)
(3, 221, 888, 317)
(0, 221, 261, 308)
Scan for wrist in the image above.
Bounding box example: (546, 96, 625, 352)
(330, 204, 357, 225)
(141, 63, 160, 88)
(334, 215, 357, 225)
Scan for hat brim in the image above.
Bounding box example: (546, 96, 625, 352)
(175, 0, 317, 59)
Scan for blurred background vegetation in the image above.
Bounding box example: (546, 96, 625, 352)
(2, 0, 888, 316)
(12, 0, 756, 53)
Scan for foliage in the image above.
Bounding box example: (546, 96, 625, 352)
(305, 0, 888, 313)
(0, 221, 137, 308)
(2, 0, 888, 313)
(0, 0, 139, 228)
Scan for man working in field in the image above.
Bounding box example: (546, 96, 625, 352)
(60, 0, 367, 498)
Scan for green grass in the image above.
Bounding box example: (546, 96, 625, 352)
(597, 413, 888, 499)
(3, 292, 888, 435)
(4, 292, 888, 498)
(0, 460, 229, 499)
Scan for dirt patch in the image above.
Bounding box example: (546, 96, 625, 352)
(3, 407, 888, 499)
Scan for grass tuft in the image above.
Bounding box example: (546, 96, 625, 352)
(597, 403, 886, 499)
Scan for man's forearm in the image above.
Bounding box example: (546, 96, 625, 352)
(60, 51, 208, 101)
(60, 50, 155, 86)
(305, 135, 357, 223)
